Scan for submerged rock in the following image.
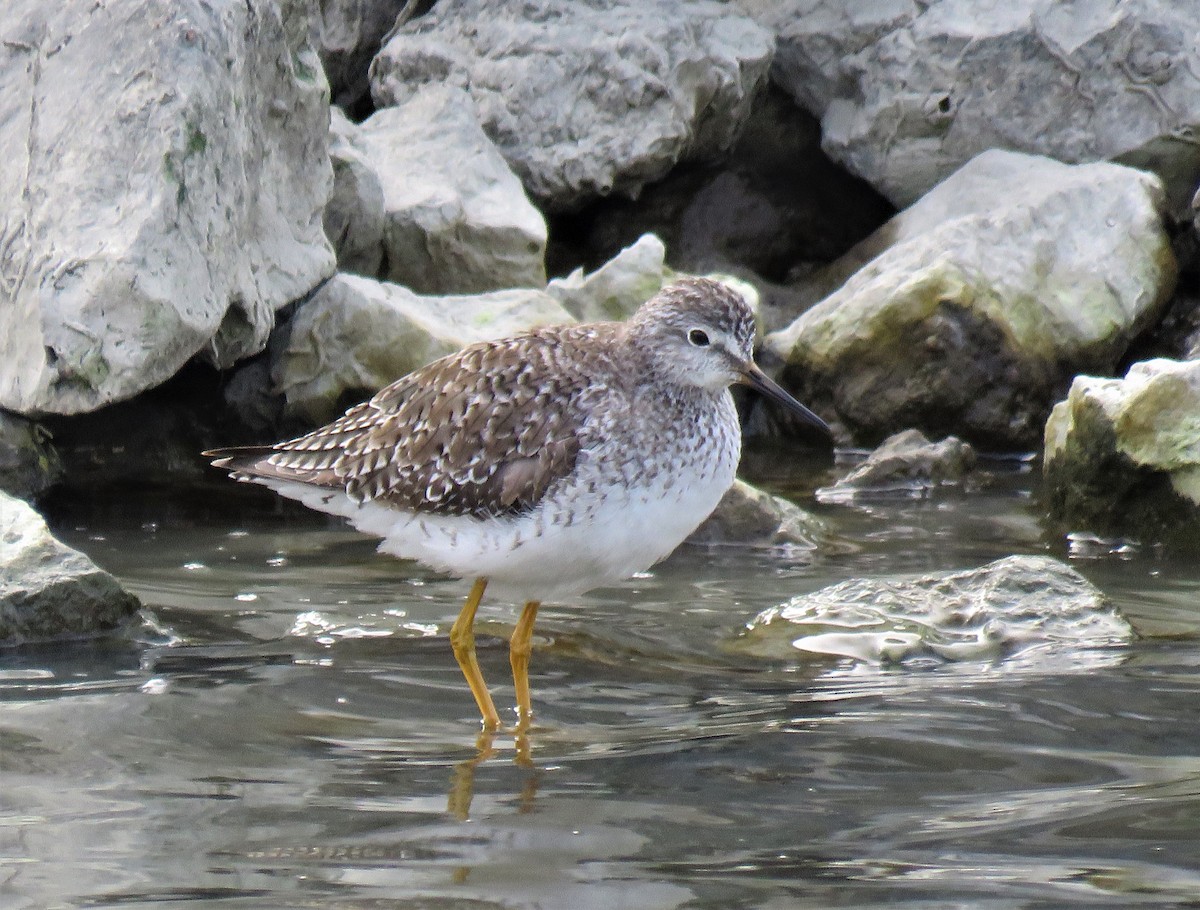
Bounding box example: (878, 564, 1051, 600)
(0, 491, 140, 644)
(1044, 358, 1200, 538)
(355, 86, 547, 294)
(370, 0, 773, 210)
(765, 150, 1176, 449)
(742, 0, 1200, 213)
(687, 479, 826, 551)
(273, 274, 575, 425)
(0, 0, 333, 416)
(818, 429, 975, 502)
(735, 555, 1130, 670)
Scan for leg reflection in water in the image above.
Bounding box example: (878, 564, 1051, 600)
(447, 722, 540, 822)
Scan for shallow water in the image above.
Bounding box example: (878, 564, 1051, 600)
(5, 450, 1200, 909)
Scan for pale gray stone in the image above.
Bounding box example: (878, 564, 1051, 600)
(1044, 358, 1200, 537)
(739, 0, 1200, 213)
(0, 491, 140, 644)
(547, 234, 674, 324)
(325, 107, 386, 277)
(0, 0, 334, 416)
(273, 273, 575, 425)
(818, 429, 975, 502)
(687, 479, 826, 551)
(765, 151, 1176, 448)
(317, 0, 409, 108)
(370, 0, 774, 211)
(356, 86, 547, 294)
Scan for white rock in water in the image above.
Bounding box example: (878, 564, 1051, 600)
(0, 491, 140, 644)
(737, 555, 1131, 672)
(370, 0, 774, 210)
(356, 86, 547, 294)
(0, 0, 334, 415)
(1044, 358, 1200, 533)
(765, 150, 1176, 448)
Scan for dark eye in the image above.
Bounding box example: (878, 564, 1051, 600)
(688, 328, 710, 347)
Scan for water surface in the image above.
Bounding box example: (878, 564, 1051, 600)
(5, 451, 1200, 908)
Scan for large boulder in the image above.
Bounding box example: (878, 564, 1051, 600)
(0, 491, 140, 644)
(740, 0, 1200, 213)
(0, 0, 334, 416)
(370, 0, 774, 211)
(273, 273, 576, 425)
(355, 86, 547, 294)
(734, 555, 1131, 670)
(765, 151, 1176, 449)
(1044, 358, 1200, 538)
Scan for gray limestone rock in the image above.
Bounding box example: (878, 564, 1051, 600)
(370, 0, 774, 211)
(317, 0, 410, 109)
(739, 0, 1200, 214)
(687, 479, 826, 551)
(547, 234, 674, 324)
(325, 107, 386, 277)
(765, 151, 1176, 449)
(356, 86, 547, 294)
(0, 491, 140, 644)
(0, 0, 334, 416)
(1044, 358, 1200, 539)
(818, 429, 974, 502)
(273, 273, 575, 425)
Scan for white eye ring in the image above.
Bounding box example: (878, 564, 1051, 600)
(688, 328, 710, 347)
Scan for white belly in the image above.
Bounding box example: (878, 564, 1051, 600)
(261, 439, 737, 604)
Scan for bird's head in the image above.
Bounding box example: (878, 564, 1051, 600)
(628, 278, 832, 438)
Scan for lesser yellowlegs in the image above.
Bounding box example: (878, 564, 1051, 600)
(206, 277, 830, 728)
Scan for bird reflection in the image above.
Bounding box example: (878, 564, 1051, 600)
(447, 723, 540, 821)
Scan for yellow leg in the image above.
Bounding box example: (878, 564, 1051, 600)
(510, 600, 540, 729)
(450, 578, 501, 729)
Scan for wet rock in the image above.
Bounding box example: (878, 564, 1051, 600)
(0, 412, 62, 501)
(325, 107, 386, 277)
(1044, 358, 1200, 538)
(0, 491, 140, 644)
(735, 555, 1131, 669)
(273, 273, 575, 425)
(0, 0, 334, 416)
(370, 0, 773, 211)
(741, 0, 1200, 214)
(356, 86, 547, 294)
(318, 0, 409, 110)
(765, 150, 1176, 449)
(547, 235, 673, 324)
(818, 429, 975, 502)
(687, 479, 826, 551)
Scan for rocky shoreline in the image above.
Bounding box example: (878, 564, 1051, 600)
(2, 0, 1199, 641)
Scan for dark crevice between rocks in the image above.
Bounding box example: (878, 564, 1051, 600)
(544, 86, 895, 286)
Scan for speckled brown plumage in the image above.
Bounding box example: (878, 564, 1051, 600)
(210, 325, 613, 519)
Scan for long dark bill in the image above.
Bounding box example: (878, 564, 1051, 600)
(739, 362, 832, 439)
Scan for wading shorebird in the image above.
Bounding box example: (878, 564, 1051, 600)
(206, 277, 831, 728)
